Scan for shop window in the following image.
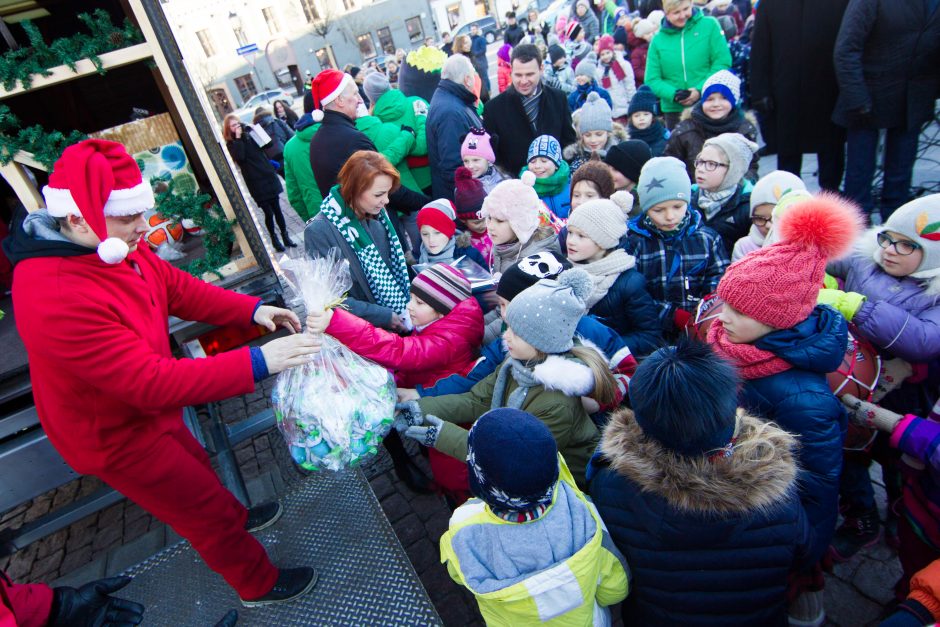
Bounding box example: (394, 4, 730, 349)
(299, 0, 320, 21)
(357, 33, 377, 60)
(377, 27, 395, 55)
(315, 47, 335, 70)
(234, 74, 257, 101)
(405, 16, 423, 43)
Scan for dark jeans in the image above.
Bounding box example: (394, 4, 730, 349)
(777, 147, 846, 194)
(844, 126, 920, 221)
(257, 198, 287, 235)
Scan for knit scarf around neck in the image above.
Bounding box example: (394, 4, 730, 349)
(520, 83, 543, 128)
(697, 186, 737, 221)
(320, 186, 411, 314)
(576, 248, 636, 308)
(691, 103, 745, 135)
(600, 59, 626, 89)
(629, 120, 666, 145)
(523, 160, 570, 198)
(708, 321, 792, 380)
(491, 357, 542, 410)
(642, 209, 691, 239)
(418, 237, 456, 266)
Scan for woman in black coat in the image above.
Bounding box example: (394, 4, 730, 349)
(223, 114, 295, 251)
(749, 0, 850, 192)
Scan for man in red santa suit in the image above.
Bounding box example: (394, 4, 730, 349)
(4, 139, 320, 606)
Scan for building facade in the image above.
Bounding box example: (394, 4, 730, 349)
(161, 0, 438, 119)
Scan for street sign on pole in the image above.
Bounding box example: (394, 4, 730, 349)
(236, 43, 259, 57)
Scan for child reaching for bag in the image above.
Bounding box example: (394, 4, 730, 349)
(395, 269, 615, 489)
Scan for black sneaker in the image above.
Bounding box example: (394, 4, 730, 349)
(245, 501, 283, 533)
(241, 567, 318, 607)
(829, 508, 881, 562)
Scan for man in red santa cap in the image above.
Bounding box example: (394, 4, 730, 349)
(2, 139, 321, 607)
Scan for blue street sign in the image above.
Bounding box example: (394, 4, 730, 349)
(236, 43, 259, 56)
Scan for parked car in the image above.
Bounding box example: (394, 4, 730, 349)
(455, 16, 501, 43)
(234, 89, 295, 123)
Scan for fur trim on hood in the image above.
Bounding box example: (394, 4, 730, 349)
(456, 230, 473, 249)
(563, 123, 628, 161)
(856, 226, 940, 296)
(598, 408, 799, 516)
(532, 339, 608, 397)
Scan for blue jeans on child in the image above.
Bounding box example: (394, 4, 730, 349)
(843, 126, 920, 222)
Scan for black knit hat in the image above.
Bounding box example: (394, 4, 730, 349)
(628, 84, 659, 116)
(604, 140, 653, 184)
(548, 44, 566, 65)
(496, 251, 571, 300)
(303, 89, 315, 114)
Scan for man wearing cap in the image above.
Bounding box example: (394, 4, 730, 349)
(307, 69, 428, 225)
(483, 44, 576, 176)
(3, 140, 322, 607)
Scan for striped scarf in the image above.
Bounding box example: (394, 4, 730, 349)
(520, 84, 543, 129)
(320, 186, 411, 314)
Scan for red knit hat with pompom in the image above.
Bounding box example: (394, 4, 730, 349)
(717, 193, 863, 329)
(43, 139, 155, 264)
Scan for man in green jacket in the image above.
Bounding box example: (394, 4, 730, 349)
(644, 0, 731, 128)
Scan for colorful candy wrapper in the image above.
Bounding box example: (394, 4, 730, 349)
(273, 252, 397, 471)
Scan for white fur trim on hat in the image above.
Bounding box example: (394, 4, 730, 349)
(312, 72, 354, 123)
(43, 181, 156, 218)
(97, 237, 130, 264)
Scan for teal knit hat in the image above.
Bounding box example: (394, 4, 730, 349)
(637, 156, 691, 213)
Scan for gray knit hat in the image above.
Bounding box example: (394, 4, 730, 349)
(575, 92, 613, 134)
(701, 132, 758, 192)
(566, 191, 634, 249)
(638, 156, 691, 212)
(363, 71, 391, 104)
(505, 269, 593, 354)
(575, 57, 597, 79)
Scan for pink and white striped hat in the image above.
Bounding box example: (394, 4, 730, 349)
(410, 264, 472, 314)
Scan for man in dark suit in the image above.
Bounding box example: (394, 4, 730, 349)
(482, 44, 577, 175)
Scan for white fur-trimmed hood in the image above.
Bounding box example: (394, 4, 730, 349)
(531, 340, 608, 397)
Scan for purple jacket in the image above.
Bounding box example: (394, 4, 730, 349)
(892, 412, 940, 550)
(828, 253, 940, 363)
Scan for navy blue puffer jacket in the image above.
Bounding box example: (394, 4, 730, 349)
(587, 268, 663, 358)
(740, 305, 848, 562)
(588, 410, 813, 626)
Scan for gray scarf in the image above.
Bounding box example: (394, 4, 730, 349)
(697, 187, 737, 221)
(576, 248, 636, 308)
(418, 237, 456, 266)
(520, 83, 543, 129)
(491, 358, 541, 410)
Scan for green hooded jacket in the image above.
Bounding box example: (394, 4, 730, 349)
(372, 89, 431, 191)
(355, 114, 422, 193)
(282, 121, 321, 222)
(644, 10, 732, 114)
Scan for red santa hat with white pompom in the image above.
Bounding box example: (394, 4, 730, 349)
(310, 69, 355, 122)
(43, 139, 155, 264)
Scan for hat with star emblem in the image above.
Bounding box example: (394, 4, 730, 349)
(638, 156, 691, 213)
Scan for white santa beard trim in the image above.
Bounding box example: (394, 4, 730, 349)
(43, 181, 155, 218)
(320, 74, 355, 108)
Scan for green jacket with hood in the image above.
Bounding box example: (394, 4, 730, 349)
(282, 118, 320, 222)
(371, 89, 431, 192)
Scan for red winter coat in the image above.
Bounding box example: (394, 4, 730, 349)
(12, 245, 259, 474)
(324, 297, 484, 389)
(0, 572, 52, 627)
(628, 33, 649, 86)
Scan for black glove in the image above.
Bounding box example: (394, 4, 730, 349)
(400, 125, 416, 136)
(673, 89, 691, 103)
(847, 106, 875, 129)
(752, 96, 774, 114)
(50, 576, 144, 627)
(214, 609, 239, 627)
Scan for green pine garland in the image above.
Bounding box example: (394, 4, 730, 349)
(0, 104, 86, 170)
(152, 178, 236, 279)
(0, 10, 144, 92)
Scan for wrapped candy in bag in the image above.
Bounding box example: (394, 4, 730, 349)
(273, 252, 397, 470)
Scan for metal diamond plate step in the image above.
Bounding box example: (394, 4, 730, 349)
(119, 468, 442, 626)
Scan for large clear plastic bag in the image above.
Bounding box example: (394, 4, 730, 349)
(273, 253, 397, 471)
